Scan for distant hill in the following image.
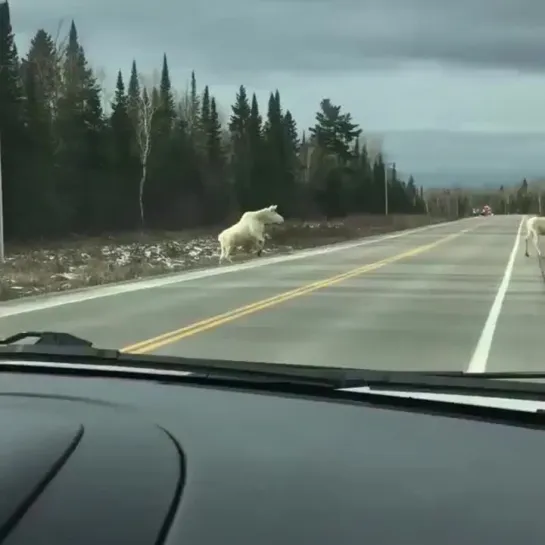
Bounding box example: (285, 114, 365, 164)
(377, 130, 545, 188)
(404, 171, 537, 189)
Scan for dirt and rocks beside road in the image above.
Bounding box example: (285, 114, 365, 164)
(0, 214, 448, 301)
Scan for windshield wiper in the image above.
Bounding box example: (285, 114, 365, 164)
(418, 370, 545, 380)
(2, 331, 545, 399)
(0, 331, 352, 388)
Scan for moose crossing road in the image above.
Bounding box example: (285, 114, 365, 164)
(0, 214, 542, 372)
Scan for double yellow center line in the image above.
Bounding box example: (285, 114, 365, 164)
(121, 226, 474, 354)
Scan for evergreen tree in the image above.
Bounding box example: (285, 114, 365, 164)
(55, 20, 106, 232)
(110, 70, 140, 227)
(207, 97, 223, 164)
(283, 110, 299, 153)
(201, 86, 210, 129)
(186, 70, 200, 137)
(309, 98, 361, 163)
(0, 0, 26, 236)
(229, 85, 251, 211)
(158, 54, 175, 125)
(197, 84, 210, 157)
(126, 59, 140, 129)
(23, 30, 59, 123)
(263, 91, 286, 206)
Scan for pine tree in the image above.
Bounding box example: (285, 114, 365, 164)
(127, 60, 140, 128)
(229, 85, 250, 139)
(248, 94, 262, 139)
(263, 90, 295, 211)
(283, 110, 298, 153)
(201, 85, 210, 131)
(207, 97, 223, 165)
(19, 40, 63, 235)
(0, 0, 27, 236)
(111, 71, 130, 157)
(109, 70, 140, 227)
(186, 70, 200, 137)
(248, 93, 262, 162)
(0, 1, 23, 127)
(197, 84, 211, 157)
(23, 30, 59, 122)
(158, 54, 175, 126)
(309, 98, 361, 163)
(55, 20, 106, 232)
(247, 93, 265, 204)
(229, 85, 251, 211)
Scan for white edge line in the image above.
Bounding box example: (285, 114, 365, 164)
(466, 215, 526, 373)
(0, 217, 477, 319)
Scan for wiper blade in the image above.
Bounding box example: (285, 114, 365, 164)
(414, 371, 545, 380)
(0, 332, 453, 389)
(0, 331, 344, 387)
(2, 332, 545, 397)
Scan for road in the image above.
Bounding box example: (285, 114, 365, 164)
(0, 214, 543, 372)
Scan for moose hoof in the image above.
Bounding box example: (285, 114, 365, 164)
(256, 249, 263, 257)
(525, 253, 530, 257)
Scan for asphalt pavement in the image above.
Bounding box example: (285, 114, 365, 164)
(0, 214, 543, 372)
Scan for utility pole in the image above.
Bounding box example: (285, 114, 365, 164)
(384, 161, 394, 215)
(383, 164, 388, 215)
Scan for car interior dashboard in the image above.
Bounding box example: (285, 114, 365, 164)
(0, 359, 544, 545)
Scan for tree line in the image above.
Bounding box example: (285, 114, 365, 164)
(425, 178, 545, 218)
(1, 2, 436, 242)
(483, 179, 545, 215)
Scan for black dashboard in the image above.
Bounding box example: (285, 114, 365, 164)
(1, 369, 544, 545)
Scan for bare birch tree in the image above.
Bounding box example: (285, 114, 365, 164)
(50, 19, 68, 117)
(133, 72, 159, 226)
(94, 66, 112, 114)
(175, 74, 201, 136)
(363, 134, 384, 165)
(175, 88, 192, 126)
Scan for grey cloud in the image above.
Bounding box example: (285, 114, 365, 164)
(11, 0, 545, 74)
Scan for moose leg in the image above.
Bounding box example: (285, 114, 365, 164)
(221, 243, 234, 263)
(255, 237, 265, 257)
(533, 231, 540, 257)
(525, 224, 534, 257)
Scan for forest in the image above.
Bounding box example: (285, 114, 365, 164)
(0, 1, 435, 243)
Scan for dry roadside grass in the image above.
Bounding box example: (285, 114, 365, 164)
(0, 214, 447, 301)
(269, 214, 447, 246)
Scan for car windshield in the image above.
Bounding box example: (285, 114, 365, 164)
(1, 1, 544, 381)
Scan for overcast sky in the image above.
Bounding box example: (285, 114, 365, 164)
(9, 0, 545, 186)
